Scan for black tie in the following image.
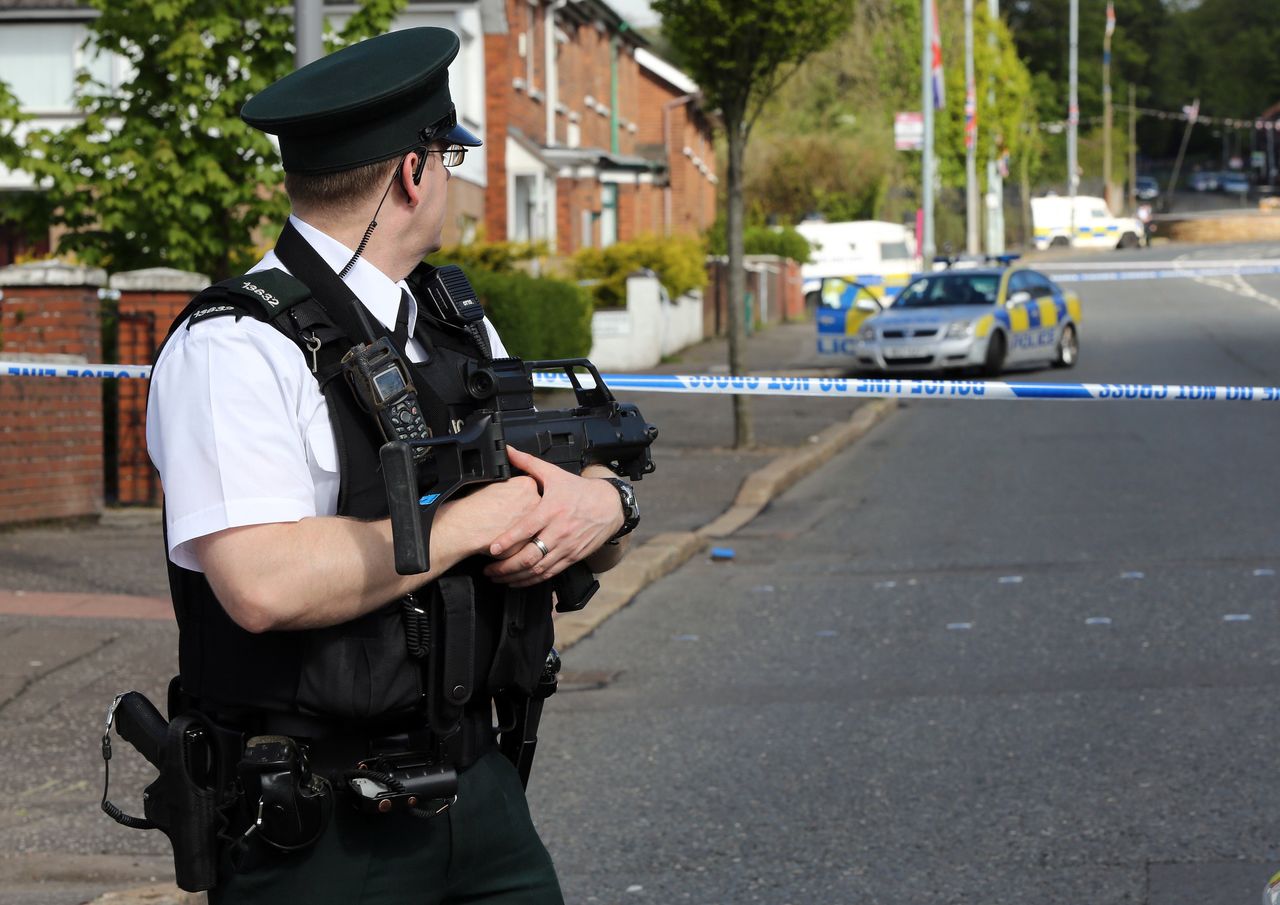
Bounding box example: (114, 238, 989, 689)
(391, 289, 412, 350)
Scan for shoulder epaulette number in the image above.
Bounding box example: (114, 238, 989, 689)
(187, 298, 251, 328)
(216, 268, 312, 319)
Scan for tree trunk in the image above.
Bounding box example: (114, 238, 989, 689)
(725, 115, 754, 449)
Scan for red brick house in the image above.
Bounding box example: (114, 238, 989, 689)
(0, 0, 714, 260)
(482, 0, 716, 253)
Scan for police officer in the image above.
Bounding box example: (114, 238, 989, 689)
(146, 27, 637, 903)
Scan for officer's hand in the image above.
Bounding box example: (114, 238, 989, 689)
(483, 447, 623, 587)
(437, 474, 542, 558)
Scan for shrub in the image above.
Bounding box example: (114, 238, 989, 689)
(433, 240, 550, 274)
(468, 268, 593, 360)
(705, 219, 813, 263)
(571, 234, 707, 309)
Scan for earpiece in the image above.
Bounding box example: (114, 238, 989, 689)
(411, 150, 427, 186)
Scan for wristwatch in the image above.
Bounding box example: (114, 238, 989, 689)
(603, 477, 640, 541)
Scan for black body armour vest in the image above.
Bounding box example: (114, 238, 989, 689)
(158, 236, 553, 726)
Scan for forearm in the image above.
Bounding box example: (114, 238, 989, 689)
(194, 500, 477, 633)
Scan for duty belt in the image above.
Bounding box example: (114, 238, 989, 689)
(210, 705, 497, 773)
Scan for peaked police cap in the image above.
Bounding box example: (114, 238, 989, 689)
(241, 27, 481, 176)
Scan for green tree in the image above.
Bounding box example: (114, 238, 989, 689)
(0, 79, 40, 241)
(935, 5, 1037, 188)
(652, 0, 856, 448)
(21, 0, 403, 280)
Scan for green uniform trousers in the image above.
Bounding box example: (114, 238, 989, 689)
(210, 751, 564, 905)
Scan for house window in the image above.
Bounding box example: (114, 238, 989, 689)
(0, 24, 84, 111)
(600, 184, 618, 248)
(513, 174, 537, 242)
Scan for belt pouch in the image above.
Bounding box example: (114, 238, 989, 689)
(427, 577, 476, 735)
(142, 713, 221, 892)
(236, 735, 331, 851)
(488, 587, 555, 696)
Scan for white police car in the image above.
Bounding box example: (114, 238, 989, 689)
(818, 267, 1081, 376)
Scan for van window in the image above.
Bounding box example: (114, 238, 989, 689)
(1091, 207, 1108, 219)
(880, 241, 910, 260)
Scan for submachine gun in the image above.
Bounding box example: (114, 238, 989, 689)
(378, 355, 658, 611)
(376, 355, 658, 788)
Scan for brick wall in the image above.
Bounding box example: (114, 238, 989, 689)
(0, 263, 107, 526)
(109, 268, 208, 506)
(484, 30, 511, 242)
(702, 257, 805, 337)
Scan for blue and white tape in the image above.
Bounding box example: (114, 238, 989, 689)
(2, 362, 152, 379)
(532, 372, 1280, 402)
(1038, 258, 1280, 284)
(4, 359, 1278, 403)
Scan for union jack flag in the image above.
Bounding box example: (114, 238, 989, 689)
(1105, 0, 1116, 37)
(930, 0, 945, 111)
(964, 87, 977, 150)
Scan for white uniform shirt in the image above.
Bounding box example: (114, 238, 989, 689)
(146, 216, 508, 571)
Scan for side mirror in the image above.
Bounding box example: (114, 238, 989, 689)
(1007, 290, 1031, 306)
(854, 297, 881, 314)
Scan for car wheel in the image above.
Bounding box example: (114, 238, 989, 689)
(1117, 232, 1139, 249)
(1053, 324, 1078, 368)
(982, 331, 1007, 377)
(1050, 236, 1070, 248)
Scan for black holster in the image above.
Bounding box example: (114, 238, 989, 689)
(143, 712, 224, 891)
(102, 691, 227, 892)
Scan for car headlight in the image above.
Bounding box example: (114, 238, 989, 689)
(945, 320, 972, 338)
(859, 324, 876, 341)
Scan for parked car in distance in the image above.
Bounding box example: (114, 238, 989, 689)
(1189, 170, 1220, 192)
(1135, 176, 1160, 200)
(1220, 171, 1251, 194)
(835, 266, 1081, 377)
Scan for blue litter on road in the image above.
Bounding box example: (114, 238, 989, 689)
(709, 547, 735, 561)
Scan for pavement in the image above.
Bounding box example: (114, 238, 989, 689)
(0, 318, 894, 905)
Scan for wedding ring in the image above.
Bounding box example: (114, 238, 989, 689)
(532, 537, 550, 559)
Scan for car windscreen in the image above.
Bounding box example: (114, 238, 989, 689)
(893, 274, 1000, 308)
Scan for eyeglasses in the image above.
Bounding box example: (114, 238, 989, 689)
(425, 145, 467, 168)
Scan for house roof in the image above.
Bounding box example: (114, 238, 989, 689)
(634, 47, 698, 96)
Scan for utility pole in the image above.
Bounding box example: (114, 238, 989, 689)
(1068, 0, 1079, 244)
(1103, 1, 1114, 209)
(921, 0, 936, 261)
(294, 0, 323, 68)
(1128, 84, 1137, 214)
(1167, 99, 1198, 212)
(985, 0, 1004, 255)
(964, 0, 979, 254)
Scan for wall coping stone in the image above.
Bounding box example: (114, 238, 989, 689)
(0, 261, 108, 288)
(109, 267, 211, 292)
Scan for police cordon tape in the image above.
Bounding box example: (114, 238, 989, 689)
(1036, 258, 1280, 284)
(5, 360, 1276, 403)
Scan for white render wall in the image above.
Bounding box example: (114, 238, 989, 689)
(588, 274, 703, 372)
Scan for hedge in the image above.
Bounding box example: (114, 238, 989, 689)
(468, 268, 593, 360)
(570, 234, 707, 310)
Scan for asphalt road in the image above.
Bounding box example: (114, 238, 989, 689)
(531, 244, 1280, 903)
